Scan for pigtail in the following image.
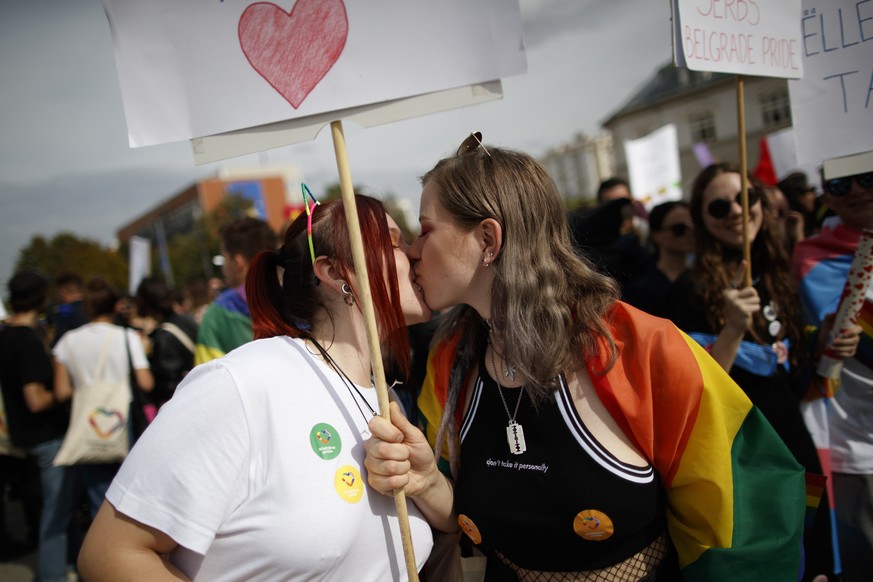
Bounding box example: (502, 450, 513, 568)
(247, 248, 299, 339)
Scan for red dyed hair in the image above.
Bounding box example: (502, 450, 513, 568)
(245, 195, 411, 379)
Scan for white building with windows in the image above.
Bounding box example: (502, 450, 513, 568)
(601, 63, 792, 196)
(540, 132, 615, 203)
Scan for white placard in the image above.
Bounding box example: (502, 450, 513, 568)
(672, 0, 804, 78)
(102, 0, 526, 148)
(624, 124, 683, 212)
(128, 236, 151, 295)
(789, 0, 873, 168)
(192, 80, 503, 165)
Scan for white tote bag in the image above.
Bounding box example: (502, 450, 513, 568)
(53, 334, 131, 466)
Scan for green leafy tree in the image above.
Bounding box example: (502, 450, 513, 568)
(160, 194, 257, 284)
(14, 232, 127, 291)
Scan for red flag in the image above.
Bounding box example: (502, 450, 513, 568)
(752, 135, 777, 186)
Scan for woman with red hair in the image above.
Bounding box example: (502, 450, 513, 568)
(78, 194, 434, 581)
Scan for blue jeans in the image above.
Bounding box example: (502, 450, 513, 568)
(27, 439, 75, 582)
(77, 463, 120, 519)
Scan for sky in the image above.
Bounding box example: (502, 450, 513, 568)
(0, 0, 674, 290)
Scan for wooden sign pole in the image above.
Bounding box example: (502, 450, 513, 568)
(329, 120, 420, 582)
(736, 75, 752, 288)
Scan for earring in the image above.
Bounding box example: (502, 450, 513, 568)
(482, 252, 493, 268)
(340, 282, 355, 306)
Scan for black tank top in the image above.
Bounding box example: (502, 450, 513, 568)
(454, 353, 667, 572)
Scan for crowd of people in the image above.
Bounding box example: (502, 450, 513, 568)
(0, 215, 271, 581)
(1, 139, 871, 581)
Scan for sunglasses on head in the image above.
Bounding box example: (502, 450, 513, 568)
(824, 172, 873, 197)
(665, 223, 692, 237)
(457, 131, 490, 157)
(707, 188, 761, 219)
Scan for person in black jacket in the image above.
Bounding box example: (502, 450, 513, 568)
(134, 278, 198, 408)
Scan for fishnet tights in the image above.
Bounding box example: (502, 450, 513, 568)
(494, 533, 669, 582)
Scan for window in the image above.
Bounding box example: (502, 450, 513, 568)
(689, 111, 716, 143)
(761, 90, 792, 127)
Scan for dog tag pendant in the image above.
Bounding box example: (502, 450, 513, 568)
(506, 421, 526, 455)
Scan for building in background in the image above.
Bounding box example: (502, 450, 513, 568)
(601, 62, 792, 196)
(116, 166, 301, 285)
(540, 132, 615, 203)
(117, 166, 301, 247)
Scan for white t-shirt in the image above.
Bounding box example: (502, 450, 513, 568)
(53, 322, 150, 388)
(829, 353, 873, 473)
(106, 337, 433, 581)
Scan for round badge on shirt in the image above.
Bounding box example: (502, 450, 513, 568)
(334, 465, 364, 504)
(458, 514, 483, 545)
(573, 509, 614, 541)
(310, 422, 342, 460)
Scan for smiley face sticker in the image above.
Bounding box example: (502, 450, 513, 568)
(458, 514, 482, 545)
(334, 465, 364, 504)
(573, 509, 614, 541)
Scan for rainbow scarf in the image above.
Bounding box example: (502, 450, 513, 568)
(419, 302, 805, 579)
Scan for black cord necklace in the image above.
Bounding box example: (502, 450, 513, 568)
(308, 338, 377, 424)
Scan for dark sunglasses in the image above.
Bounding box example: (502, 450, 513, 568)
(707, 188, 761, 219)
(825, 172, 873, 197)
(665, 223, 692, 237)
(457, 131, 490, 157)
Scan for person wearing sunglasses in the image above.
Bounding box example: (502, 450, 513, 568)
(365, 137, 807, 581)
(793, 150, 873, 582)
(664, 161, 855, 581)
(77, 195, 435, 581)
(625, 200, 694, 318)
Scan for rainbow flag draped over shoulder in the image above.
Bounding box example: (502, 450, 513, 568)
(419, 302, 805, 580)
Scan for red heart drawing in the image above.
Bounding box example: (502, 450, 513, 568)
(239, 0, 348, 109)
(866, 265, 873, 272)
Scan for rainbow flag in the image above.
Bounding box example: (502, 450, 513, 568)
(420, 302, 805, 580)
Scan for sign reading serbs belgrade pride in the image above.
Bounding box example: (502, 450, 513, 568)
(101, 0, 526, 149)
(672, 0, 804, 79)
(789, 0, 873, 168)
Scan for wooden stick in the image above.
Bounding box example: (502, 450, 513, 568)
(736, 75, 752, 288)
(329, 120, 420, 582)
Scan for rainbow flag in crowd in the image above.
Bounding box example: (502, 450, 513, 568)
(420, 302, 805, 580)
(194, 287, 252, 365)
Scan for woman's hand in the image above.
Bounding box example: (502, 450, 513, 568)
(365, 401, 458, 532)
(365, 401, 439, 497)
(722, 286, 760, 334)
(819, 313, 863, 360)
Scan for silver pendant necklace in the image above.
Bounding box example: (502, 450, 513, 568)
(490, 344, 526, 455)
